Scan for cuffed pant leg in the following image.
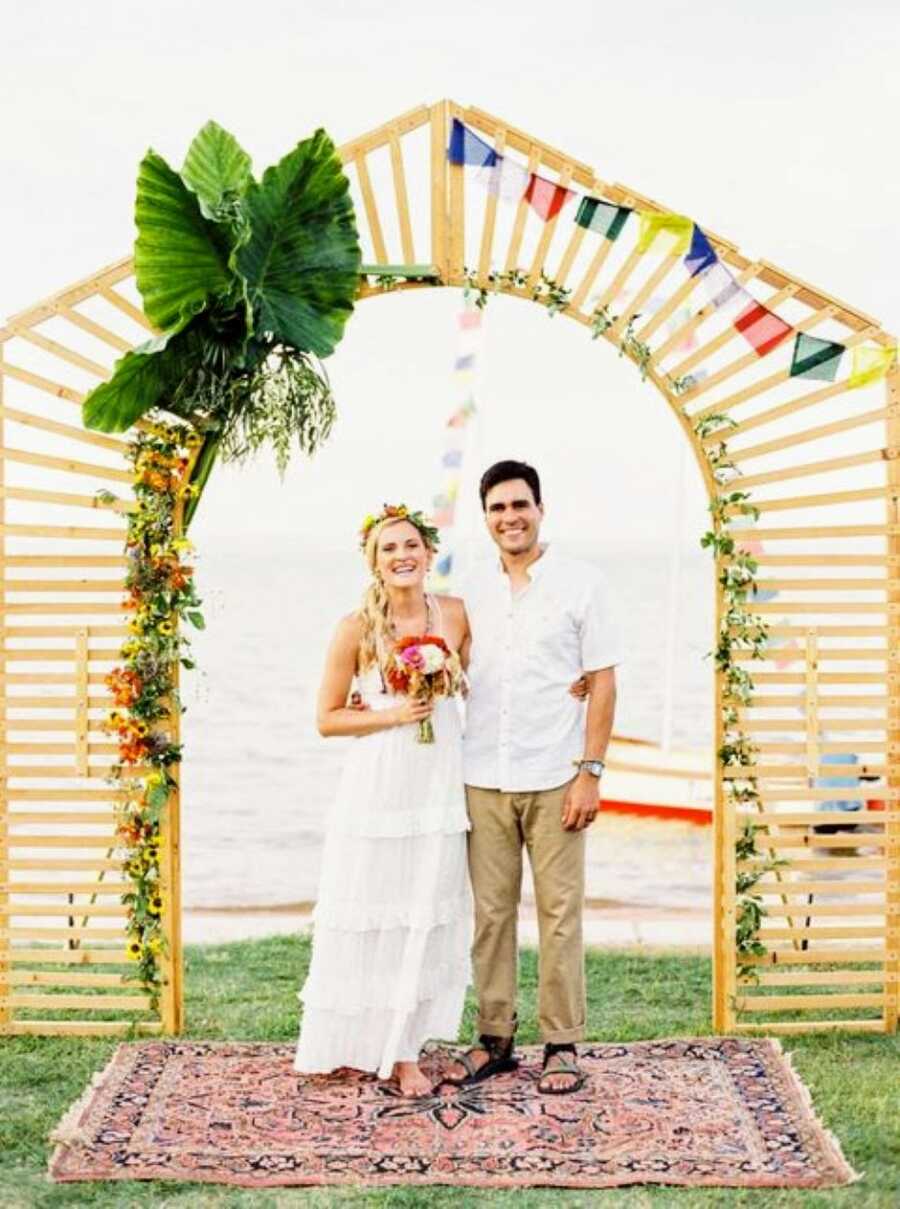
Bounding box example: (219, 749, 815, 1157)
(465, 784, 522, 1039)
(521, 780, 587, 1044)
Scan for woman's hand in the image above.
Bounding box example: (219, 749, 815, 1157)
(569, 675, 589, 701)
(392, 697, 434, 727)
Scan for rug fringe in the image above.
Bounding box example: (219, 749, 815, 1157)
(48, 1044, 124, 1150)
(766, 1037, 863, 1186)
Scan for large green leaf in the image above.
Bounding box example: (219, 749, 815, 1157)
(82, 330, 190, 433)
(135, 150, 234, 332)
(182, 121, 252, 221)
(236, 129, 361, 358)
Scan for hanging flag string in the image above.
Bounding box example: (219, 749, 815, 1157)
(445, 118, 896, 393)
(430, 297, 482, 591)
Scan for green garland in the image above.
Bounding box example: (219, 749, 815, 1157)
(96, 420, 204, 1006)
(693, 413, 781, 985)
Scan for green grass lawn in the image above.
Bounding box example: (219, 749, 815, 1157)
(1, 936, 897, 1207)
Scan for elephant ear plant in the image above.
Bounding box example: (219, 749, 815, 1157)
(83, 121, 362, 526)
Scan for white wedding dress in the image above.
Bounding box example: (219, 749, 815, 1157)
(294, 597, 472, 1079)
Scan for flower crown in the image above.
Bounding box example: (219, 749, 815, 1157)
(359, 504, 440, 552)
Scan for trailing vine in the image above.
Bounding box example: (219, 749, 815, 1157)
(694, 410, 775, 986)
(96, 420, 204, 1007)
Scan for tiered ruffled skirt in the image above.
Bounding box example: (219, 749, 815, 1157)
(294, 695, 472, 1079)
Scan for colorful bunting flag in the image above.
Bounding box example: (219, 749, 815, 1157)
(733, 300, 793, 357)
(524, 173, 575, 221)
(454, 354, 475, 371)
(789, 333, 845, 382)
(474, 155, 531, 201)
(684, 226, 717, 277)
(574, 196, 631, 241)
(448, 118, 497, 168)
(848, 344, 897, 389)
(636, 212, 693, 256)
(696, 262, 745, 311)
(442, 449, 463, 468)
(459, 310, 481, 330)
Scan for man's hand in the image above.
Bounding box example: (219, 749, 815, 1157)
(561, 772, 600, 830)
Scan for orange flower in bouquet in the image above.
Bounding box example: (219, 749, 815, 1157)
(385, 634, 463, 743)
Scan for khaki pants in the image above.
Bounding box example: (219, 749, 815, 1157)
(464, 781, 586, 1044)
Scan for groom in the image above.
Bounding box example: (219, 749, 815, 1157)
(449, 460, 620, 1094)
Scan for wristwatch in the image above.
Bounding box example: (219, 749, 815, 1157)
(573, 758, 605, 777)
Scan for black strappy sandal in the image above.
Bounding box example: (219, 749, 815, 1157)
(537, 1042, 586, 1095)
(443, 1033, 519, 1087)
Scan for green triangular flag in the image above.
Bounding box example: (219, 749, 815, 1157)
(575, 197, 631, 241)
(789, 333, 845, 381)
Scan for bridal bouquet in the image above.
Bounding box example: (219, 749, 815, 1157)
(386, 635, 464, 743)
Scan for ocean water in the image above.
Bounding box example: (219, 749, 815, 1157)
(180, 538, 714, 912)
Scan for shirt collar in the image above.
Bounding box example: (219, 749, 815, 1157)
(496, 541, 552, 582)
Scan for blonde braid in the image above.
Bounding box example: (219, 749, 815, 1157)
(357, 519, 400, 673)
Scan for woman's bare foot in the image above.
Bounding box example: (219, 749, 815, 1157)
(392, 1060, 432, 1097)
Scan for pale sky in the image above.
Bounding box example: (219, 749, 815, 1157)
(4, 0, 899, 553)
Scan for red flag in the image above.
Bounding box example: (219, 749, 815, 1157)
(734, 301, 792, 357)
(524, 173, 575, 221)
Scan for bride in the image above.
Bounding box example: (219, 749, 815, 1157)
(294, 505, 472, 1096)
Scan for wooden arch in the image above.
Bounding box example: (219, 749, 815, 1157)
(1, 100, 897, 1038)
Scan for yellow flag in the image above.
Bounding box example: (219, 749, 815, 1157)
(637, 212, 693, 256)
(848, 345, 897, 389)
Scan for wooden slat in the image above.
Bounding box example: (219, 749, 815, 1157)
(7, 859, 121, 871)
(755, 881, 886, 896)
(744, 971, 885, 987)
(503, 147, 541, 272)
(7, 970, 132, 987)
(58, 305, 132, 353)
(738, 449, 889, 492)
(526, 164, 574, 289)
(97, 284, 154, 330)
(734, 1019, 885, 1034)
(736, 992, 884, 1012)
(12, 326, 110, 378)
(0, 522, 127, 541)
(726, 484, 892, 517)
(884, 366, 900, 1032)
(731, 404, 897, 465)
(758, 925, 887, 940)
(0, 404, 128, 454)
(569, 220, 624, 315)
(4, 882, 129, 895)
(0, 485, 134, 514)
(0, 361, 84, 404)
(5, 1020, 162, 1036)
(609, 252, 681, 339)
(5, 992, 150, 1011)
(355, 153, 388, 265)
(3, 925, 125, 940)
(8, 811, 116, 824)
(739, 857, 886, 871)
(1, 556, 128, 568)
(430, 101, 448, 279)
(0, 444, 132, 484)
(2, 256, 133, 330)
(475, 127, 506, 282)
(5, 904, 128, 918)
(740, 945, 885, 965)
(388, 129, 415, 263)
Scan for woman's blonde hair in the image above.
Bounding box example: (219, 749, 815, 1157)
(357, 516, 436, 672)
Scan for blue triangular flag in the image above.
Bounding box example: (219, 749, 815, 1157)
(685, 225, 717, 277)
(448, 118, 498, 168)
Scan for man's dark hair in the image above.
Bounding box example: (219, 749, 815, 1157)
(479, 460, 542, 510)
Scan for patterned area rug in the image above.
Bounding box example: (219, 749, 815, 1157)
(48, 1038, 858, 1190)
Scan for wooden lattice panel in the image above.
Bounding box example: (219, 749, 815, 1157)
(1, 100, 897, 1036)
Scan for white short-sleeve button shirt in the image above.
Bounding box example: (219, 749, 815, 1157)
(462, 543, 622, 792)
